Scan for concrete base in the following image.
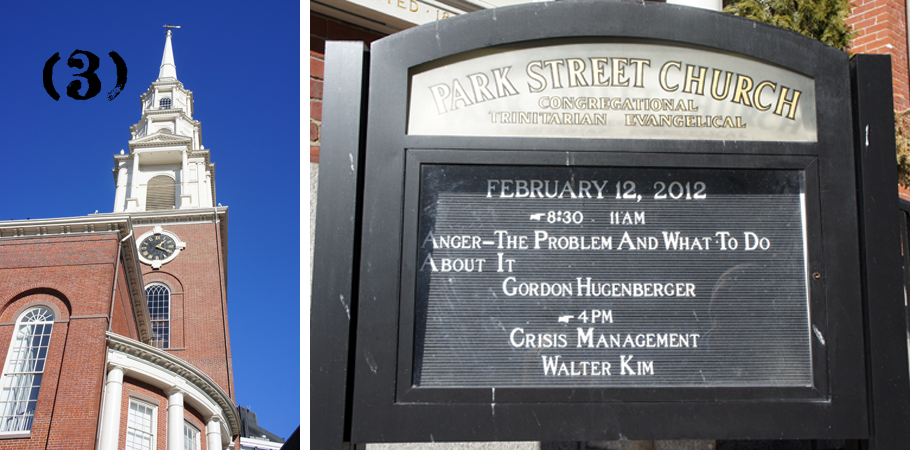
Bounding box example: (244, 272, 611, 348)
(367, 444, 542, 450)
(365, 441, 715, 450)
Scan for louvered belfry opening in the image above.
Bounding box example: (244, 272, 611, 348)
(146, 175, 176, 210)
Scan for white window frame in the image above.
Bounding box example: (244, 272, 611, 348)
(144, 283, 171, 349)
(184, 420, 201, 450)
(0, 306, 54, 436)
(126, 398, 157, 450)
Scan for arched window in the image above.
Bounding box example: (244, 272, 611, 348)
(145, 284, 170, 348)
(0, 306, 54, 433)
(159, 98, 171, 109)
(146, 175, 175, 211)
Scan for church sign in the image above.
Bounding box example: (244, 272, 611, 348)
(408, 42, 816, 141)
(310, 1, 910, 448)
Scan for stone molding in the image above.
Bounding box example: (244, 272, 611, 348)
(107, 332, 240, 438)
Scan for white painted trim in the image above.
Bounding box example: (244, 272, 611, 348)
(106, 333, 239, 440)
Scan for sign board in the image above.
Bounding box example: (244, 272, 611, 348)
(412, 165, 811, 388)
(408, 42, 817, 141)
(308, 1, 910, 447)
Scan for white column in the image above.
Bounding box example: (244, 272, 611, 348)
(113, 166, 128, 212)
(195, 162, 203, 209)
(206, 416, 222, 450)
(129, 151, 140, 209)
(166, 387, 185, 450)
(98, 365, 125, 450)
(180, 150, 190, 208)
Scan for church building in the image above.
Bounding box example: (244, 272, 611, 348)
(0, 29, 240, 449)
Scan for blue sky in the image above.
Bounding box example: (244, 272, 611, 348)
(2, 1, 300, 438)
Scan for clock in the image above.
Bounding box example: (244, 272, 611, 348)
(137, 227, 185, 269)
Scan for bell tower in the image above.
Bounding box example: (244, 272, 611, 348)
(112, 27, 215, 213)
(110, 27, 234, 398)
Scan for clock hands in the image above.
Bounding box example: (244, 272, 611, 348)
(155, 243, 173, 254)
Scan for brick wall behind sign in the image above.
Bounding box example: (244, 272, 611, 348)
(310, 13, 385, 164)
(848, 0, 910, 110)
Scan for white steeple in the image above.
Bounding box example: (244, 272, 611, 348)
(158, 27, 178, 80)
(111, 27, 216, 213)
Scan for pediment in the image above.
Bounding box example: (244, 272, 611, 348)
(129, 132, 192, 148)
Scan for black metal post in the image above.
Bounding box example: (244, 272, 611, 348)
(310, 41, 370, 450)
(851, 54, 910, 450)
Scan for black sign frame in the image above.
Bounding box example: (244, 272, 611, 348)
(308, 0, 909, 447)
(397, 149, 828, 404)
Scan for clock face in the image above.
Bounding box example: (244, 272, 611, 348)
(139, 234, 178, 263)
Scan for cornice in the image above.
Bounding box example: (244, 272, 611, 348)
(130, 132, 192, 145)
(107, 332, 240, 437)
(146, 80, 187, 91)
(129, 110, 199, 134)
(142, 108, 197, 123)
(128, 133, 193, 152)
(0, 214, 131, 239)
(0, 214, 151, 344)
(120, 224, 152, 344)
(125, 207, 227, 224)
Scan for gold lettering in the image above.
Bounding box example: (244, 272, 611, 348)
(731, 74, 754, 107)
(467, 73, 496, 102)
(491, 67, 519, 97)
(590, 58, 609, 86)
(710, 69, 732, 101)
(567, 58, 589, 87)
(611, 58, 630, 87)
(526, 61, 547, 93)
(753, 81, 776, 111)
(543, 59, 565, 89)
(449, 79, 473, 111)
(683, 65, 707, 96)
(628, 59, 650, 88)
(774, 86, 801, 120)
(659, 61, 682, 92)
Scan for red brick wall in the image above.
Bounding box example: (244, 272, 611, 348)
(310, 13, 386, 164)
(848, 0, 910, 110)
(45, 317, 108, 450)
(0, 234, 119, 317)
(136, 222, 234, 398)
(0, 234, 121, 449)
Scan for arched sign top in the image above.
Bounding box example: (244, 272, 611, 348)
(375, 0, 846, 73)
(368, 0, 848, 144)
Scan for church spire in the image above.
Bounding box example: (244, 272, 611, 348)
(111, 26, 215, 213)
(158, 25, 180, 80)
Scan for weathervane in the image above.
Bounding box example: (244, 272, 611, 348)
(163, 24, 181, 35)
